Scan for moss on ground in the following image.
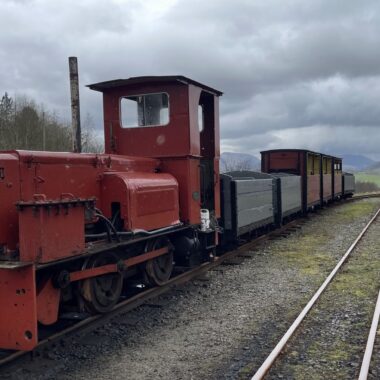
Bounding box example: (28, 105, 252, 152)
(235, 199, 380, 379)
(332, 200, 377, 222)
(266, 201, 380, 379)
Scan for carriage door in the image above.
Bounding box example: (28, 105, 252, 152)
(198, 91, 217, 216)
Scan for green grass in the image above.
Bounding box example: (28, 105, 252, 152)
(355, 172, 380, 186)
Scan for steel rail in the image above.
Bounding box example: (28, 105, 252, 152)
(251, 207, 380, 380)
(354, 193, 380, 200)
(358, 289, 380, 380)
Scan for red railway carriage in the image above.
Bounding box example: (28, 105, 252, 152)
(0, 76, 222, 351)
(261, 149, 322, 213)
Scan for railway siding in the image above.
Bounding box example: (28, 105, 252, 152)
(264, 207, 380, 379)
(368, 297, 380, 379)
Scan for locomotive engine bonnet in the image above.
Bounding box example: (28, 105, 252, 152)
(0, 150, 180, 261)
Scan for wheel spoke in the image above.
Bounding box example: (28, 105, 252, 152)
(79, 253, 123, 314)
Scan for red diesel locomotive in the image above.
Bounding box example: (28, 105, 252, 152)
(0, 76, 222, 351)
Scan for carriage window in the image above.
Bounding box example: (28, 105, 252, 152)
(120, 93, 169, 128)
(198, 105, 204, 132)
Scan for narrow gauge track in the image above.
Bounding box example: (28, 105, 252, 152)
(0, 193, 379, 372)
(251, 204, 380, 380)
(358, 289, 380, 379)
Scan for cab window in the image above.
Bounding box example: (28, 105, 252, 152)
(120, 93, 169, 128)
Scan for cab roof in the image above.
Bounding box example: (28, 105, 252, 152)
(87, 75, 223, 96)
(261, 149, 341, 160)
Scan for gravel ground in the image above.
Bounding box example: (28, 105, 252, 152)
(2, 198, 380, 380)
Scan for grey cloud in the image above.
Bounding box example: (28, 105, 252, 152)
(1, 0, 380, 158)
(221, 75, 380, 140)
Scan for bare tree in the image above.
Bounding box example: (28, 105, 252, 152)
(81, 113, 104, 153)
(0, 93, 14, 149)
(0, 93, 103, 153)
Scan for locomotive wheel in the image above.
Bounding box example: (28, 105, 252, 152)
(79, 252, 123, 314)
(143, 237, 173, 287)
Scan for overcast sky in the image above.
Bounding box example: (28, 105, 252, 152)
(1, 0, 380, 159)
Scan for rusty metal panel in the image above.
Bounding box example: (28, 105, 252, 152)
(37, 278, 61, 325)
(0, 265, 38, 350)
(18, 199, 86, 263)
(15, 150, 159, 202)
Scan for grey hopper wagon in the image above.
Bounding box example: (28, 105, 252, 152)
(342, 172, 355, 197)
(270, 172, 302, 225)
(220, 171, 276, 243)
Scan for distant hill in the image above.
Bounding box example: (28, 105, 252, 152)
(340, 154, 376, 171)
(366, 161, 380, 174)
(220, 152, 260, 172)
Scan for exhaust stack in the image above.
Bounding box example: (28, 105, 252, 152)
(68, 57, 82, 153)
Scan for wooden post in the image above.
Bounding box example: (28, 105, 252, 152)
(68, 57, 82, 153)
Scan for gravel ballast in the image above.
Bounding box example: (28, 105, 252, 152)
(2, 198, 380, 380)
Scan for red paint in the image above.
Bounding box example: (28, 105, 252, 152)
(69, 246, 169, 282)
(37, 278, 61, 325)
(160, 158, 201, 224)
(101, 172, 179, 230)
(0, 265, 38, 350)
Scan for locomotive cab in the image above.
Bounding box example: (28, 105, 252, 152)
(89, 76, 223, 250)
